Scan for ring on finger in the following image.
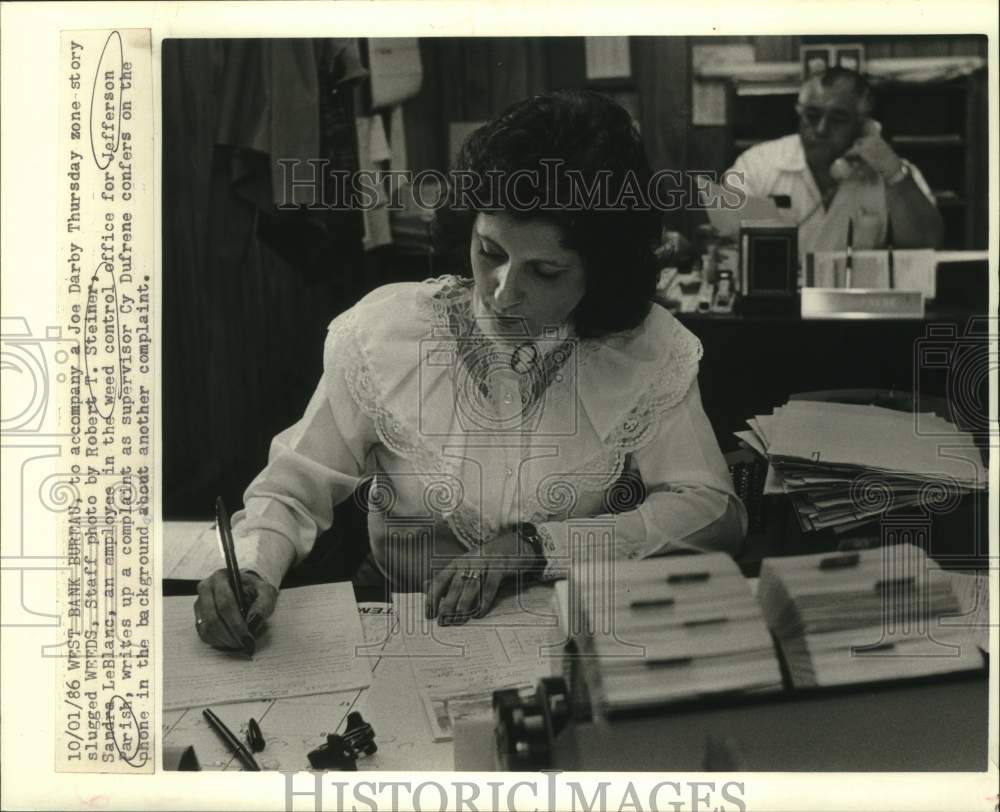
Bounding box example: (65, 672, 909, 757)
(460, 571, 482, 581)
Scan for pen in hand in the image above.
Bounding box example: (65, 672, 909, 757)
(216, 496, 255, 658)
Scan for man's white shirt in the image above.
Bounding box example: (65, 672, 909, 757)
(727, 133, 935, 260)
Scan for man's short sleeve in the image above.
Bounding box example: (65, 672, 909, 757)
(900, 159, 936, 204)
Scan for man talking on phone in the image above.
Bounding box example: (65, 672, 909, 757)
(724, 66, 943, 257)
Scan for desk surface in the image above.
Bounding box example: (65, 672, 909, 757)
(162, 520, 989, 772)
(162, 621, 454, 771)
(162, 521, 453, 771)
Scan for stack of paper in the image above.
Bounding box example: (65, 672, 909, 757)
(576, 553, 783, 713)
(394, 586, 563, 741)
(736, 400, 986, 533)
(757, 544, 985, 688)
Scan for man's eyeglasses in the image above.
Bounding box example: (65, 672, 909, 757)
(795, 104, 856, 129)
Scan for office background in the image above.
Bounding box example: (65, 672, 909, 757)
(162, 35, 989, 519)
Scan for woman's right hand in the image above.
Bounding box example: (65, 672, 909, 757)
(194, 569, 278, 653)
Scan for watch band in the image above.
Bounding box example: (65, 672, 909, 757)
(517, 522, 545, 566)
(885, 162, 910, 187)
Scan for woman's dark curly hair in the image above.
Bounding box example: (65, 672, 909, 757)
(433, 90, 662, 339)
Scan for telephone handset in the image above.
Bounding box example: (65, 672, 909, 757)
(829, 119, 881, 182)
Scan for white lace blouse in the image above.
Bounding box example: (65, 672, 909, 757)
(232, 275, 747, 588)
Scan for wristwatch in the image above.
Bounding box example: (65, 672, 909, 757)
(517, 522, 545, 569)
(885, 161, 910, 187)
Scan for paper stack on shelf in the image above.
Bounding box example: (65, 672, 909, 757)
(757, 544, 985, 688)
(575, 553, 783, 714)
(736, 400, 986, 533)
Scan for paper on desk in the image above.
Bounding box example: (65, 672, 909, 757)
(393, 585, 563, 741)
(357, 602, 397, 670)
(163, 582, 371, 710)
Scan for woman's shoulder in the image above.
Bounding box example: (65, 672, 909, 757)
(592, 302, 701, 376)
(577, 304, 703, 440)
(328, 275, 472, 337)
(318, 276, 478, 441)
(322, 276, 474, 386)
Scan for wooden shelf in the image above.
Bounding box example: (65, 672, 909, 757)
(735, 84, 799, 97)
(695, 55, 986, 83)
(891, 133, 965, 147)
(734, 135, 966, 151)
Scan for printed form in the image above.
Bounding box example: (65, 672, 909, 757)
(163, 582, 371, 710)
(392, 584, 565, 740)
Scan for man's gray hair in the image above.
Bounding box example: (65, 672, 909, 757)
(799, 67, 874, 117)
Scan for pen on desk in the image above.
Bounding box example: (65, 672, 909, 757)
(215, 496, 253, 657)
(845, 217, 854, 288)
(886, 219, 895, 290)
(202, 708, 261, 771)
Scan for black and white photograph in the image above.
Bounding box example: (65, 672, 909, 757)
(0, 5, 995, 810)
(157, 32, 991, 781)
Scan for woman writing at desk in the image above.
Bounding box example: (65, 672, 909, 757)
(195, 90, 746, 649)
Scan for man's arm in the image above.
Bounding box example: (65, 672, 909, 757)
(884, 167, 945, 249)
(846, 135, 944, 249)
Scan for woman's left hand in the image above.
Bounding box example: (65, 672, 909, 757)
(424, 532, 536, 624)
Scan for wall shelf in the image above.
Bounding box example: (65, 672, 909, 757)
(696, 55, 986, 84)
(891, 134, 964, 147)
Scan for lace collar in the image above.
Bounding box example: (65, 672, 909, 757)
(332, 276, 703, 544)
(415, 276, 702, 443)
(333, 275, 702, 448)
